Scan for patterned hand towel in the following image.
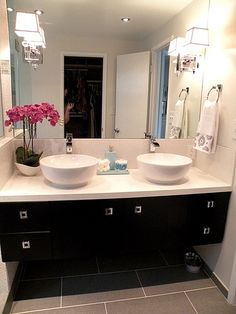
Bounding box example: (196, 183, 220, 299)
(193, 100, 219, 153)
(169, 100, 184, 139)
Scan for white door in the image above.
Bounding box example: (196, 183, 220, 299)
(115, 51, 150, 138)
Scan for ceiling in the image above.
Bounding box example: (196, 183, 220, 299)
(8, 0, 193, 41)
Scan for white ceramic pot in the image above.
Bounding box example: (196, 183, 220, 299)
(15, 162, 40, 176)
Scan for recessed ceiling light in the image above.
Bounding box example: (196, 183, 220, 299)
(34, 9, 44, 15)
(121, 17, 131, 22)
(7, 7, 14, 12)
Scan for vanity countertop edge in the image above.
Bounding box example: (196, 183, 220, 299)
(0, 167, 232, 202)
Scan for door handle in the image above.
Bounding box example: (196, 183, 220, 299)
(105, 208, 113, 215)
(19, 210, 28, 219)
(22, 240, 31, 249)
(207, 201, 214, 208)
(134, 206, 142, 214)
(203, 227, 211, 235)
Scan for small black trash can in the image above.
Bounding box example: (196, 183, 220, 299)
(185, 252, 202, 273)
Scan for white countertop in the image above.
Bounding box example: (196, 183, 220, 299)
(0, 167, 232, 202)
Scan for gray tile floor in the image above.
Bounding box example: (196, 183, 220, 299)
(10, 250, 236, 314)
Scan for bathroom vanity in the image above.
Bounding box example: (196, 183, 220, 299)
(0, 168, 232, 262)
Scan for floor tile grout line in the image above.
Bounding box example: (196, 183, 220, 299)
(11, 301, 107, 314)
(135, 270, 147, 297)
(60, 277, 63, 307)
(104, 302, 108, 314)
(184, 291, 199, 314)
(11, 286, 218, 314)
(21, 263, 186, 282)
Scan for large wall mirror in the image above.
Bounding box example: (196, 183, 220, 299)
(2, 0, 210, 139)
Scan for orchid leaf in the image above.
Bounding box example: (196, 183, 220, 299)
(16, 146, 43, 167)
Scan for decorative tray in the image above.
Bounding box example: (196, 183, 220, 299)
(97, 169, 129, 175)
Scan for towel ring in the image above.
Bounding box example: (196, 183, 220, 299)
(206, 84, 223, 102)
(179, 87, 189, 101)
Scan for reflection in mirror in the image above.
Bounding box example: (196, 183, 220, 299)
(4, 0, 208, 139)
(63, 55, 103, 138)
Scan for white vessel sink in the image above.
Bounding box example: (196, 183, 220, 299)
(137, 153, 192, 184)
(40, 154, 98, 187)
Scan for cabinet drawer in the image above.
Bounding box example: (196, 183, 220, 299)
(0, 202, 50, 232)
(188, 192, 231, 210)
(0, 231, 52, 262)
(187, 192, 231, 245)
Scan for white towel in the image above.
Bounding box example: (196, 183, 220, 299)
(182, 101, 189, 138)
(193, 100, 219, 154)
(169, 100, 184, 139)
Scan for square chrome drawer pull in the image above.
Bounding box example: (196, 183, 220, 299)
(19, 210, 28, 219)
(134, 206, 142, 214)
(207, 201, 214, 208)
(203, 227, 211, 235)
(22, 240, 31, 249)
(105, 208, 113, 215)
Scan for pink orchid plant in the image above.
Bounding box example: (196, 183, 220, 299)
(5, 103, 60, 167)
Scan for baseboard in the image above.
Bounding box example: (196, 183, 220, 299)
(2, 263, 23, 314)
(202, 262, 228, 298)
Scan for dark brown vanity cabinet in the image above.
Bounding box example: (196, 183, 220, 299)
(186, 193, 231, 245)
(0, 202, 52, 261)
(0, 192, 231, 262)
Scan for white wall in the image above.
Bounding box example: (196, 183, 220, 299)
(145, 0, 236, 301)
(194, 0, 236, 298)
(31, 33, 144, 138)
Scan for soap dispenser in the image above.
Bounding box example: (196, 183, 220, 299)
(105, 145, 117, 170)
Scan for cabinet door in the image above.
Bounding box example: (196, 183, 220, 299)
(187, 192, 231, 245)
(124, 197, 167, 252)
(124, 195, 188, 252)
(0, 231, 51, 262)
(95, 199, 127, 254)
(0, 202, 50, 233)
(51, 200, 97, 259)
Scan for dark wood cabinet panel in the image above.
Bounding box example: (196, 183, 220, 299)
(0, 202, 50, 232)
(0, 192, 231, 261)
(0, 231, 51, 262)
(51, 200, 97, 259)
(186, 193, 231, 245)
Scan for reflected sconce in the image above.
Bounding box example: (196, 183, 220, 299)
(15, 11, 46, 69)
(168, 37, 185, 56)
(168, 27, 209, 74)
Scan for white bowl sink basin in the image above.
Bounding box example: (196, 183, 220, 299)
(40, 154, 98, 187)
(137, 153, 192, 184)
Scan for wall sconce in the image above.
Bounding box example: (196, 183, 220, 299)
(184, 27, 209, 50)
(15, 11, 46, 69)
(168, 37, 185, 56)
(168, 27, 209, 74)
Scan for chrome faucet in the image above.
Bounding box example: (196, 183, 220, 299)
(66, 133, 73, 154)
(144, 132, 160, 152)
(149, 137, 160, 152)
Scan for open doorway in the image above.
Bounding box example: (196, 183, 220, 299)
(63, 55, 105, 138)
(149, 43, 170, 138)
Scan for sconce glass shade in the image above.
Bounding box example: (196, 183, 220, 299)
(15, 12, 40, 39)
(168, 37, 185, 56)
(184, 27, 209, 47)
(15, 12, 46, 48)
(30, 27, 46, 48)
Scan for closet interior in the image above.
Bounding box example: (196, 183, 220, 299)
(64, 56, 103, 138)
